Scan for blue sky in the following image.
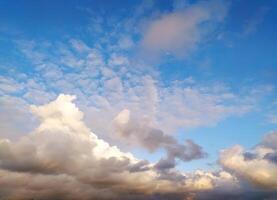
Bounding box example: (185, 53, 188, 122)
(0, 0, 277, 199)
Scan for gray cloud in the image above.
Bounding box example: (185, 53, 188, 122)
(196, 190, 277, 200)
(113, 108, 207, 170)
(155, 157, 176, 171)
(0, 94, 276, 199)
(260, 131, 277, 150)
(0, 94, 248, 200)
(0, 94, 238, 200)
(264, 152, 277, 164)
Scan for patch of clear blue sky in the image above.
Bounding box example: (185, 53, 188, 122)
(0, 0, 276, 170)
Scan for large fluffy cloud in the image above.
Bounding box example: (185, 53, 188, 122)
(0, 94, 276, 199)
(220, 131, 277, 189)
(0, 94, 238, 200)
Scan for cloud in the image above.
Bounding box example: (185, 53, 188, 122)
(117, 36, 134, 50)
(0, 95, 36, 140)
(220, 131, 277, 189)
(2, 38, 264, 153)
(1, 1, 276, 198)
(0, 94, 246, 199)
(0, 76, 23, 94)
(113, 108, 207, 169)
(260, 131, 277, 150)
(12, 36, 266, 134)
(242, 6, 270, 36)
(69, 39, 91, 53)
(0, 94, 159, 199)
(0, 94, 276, 199)
(3, 38, 270, 161)
(268, 114, 277, 124)
(141, 0, 228, 58)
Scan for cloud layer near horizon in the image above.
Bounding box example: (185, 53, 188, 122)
(0, 94, 276, 199)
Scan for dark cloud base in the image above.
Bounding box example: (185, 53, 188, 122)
(197, 190, 277, 200)
(1, 190, 276, 200)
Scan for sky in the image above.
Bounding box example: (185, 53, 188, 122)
(0, 0, 276, 199)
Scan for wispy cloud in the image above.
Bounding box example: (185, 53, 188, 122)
(242, 6, 270, 36)
(141, 0, 229, 58)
